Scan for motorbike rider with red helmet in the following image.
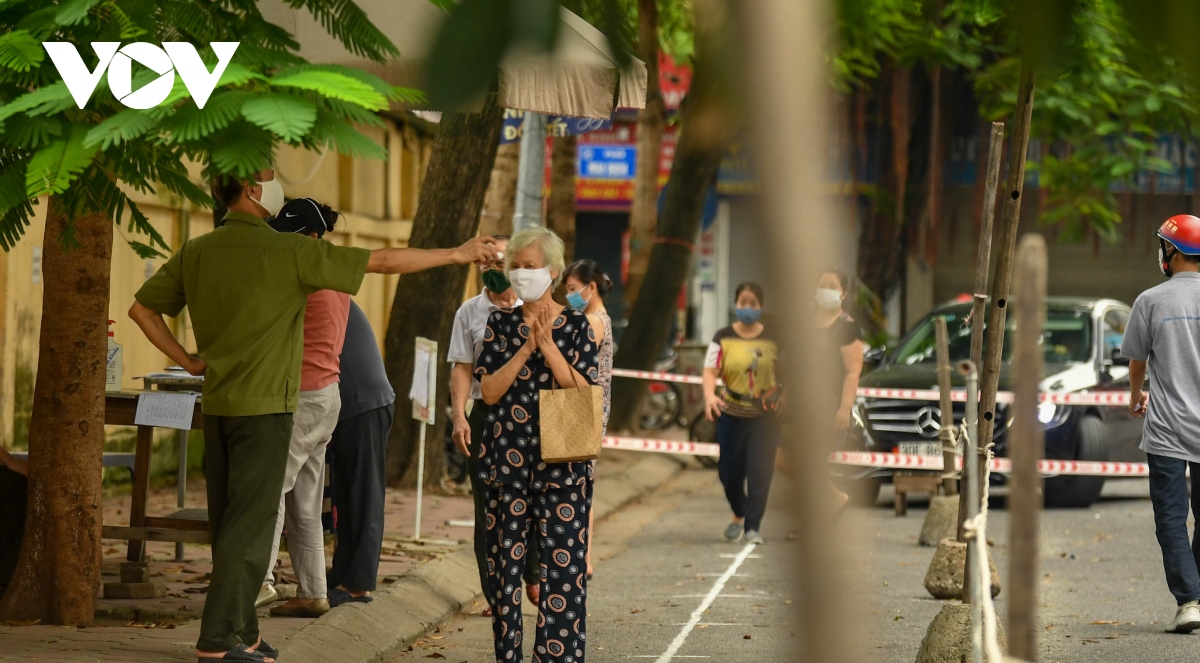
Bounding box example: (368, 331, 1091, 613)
(1124, 214, 1200, 633)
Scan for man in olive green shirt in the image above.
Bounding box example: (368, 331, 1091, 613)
(130, 170, 496, 662)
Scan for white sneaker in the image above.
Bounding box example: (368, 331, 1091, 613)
(745, 529, 764, 545)
(1166, 601, 1200, 633)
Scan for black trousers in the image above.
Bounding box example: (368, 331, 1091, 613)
(469, 402, 540, 597)
(327, 403, 395, 592)
(0, 466, 27, 592)
(486, 481, 589, 663)
(198, 413, 293, 653)
(716, 413, 781, 533)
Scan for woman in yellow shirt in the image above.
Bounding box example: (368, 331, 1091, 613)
(702, 283, 781, 546)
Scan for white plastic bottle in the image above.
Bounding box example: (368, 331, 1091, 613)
(106, 319, 122, 392)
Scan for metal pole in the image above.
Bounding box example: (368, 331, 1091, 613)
(934, 317, 956, 494)
(175, 429, 187, 561)
(959, 359, 980, 663)
(512, 113, 547, 234)
(1009, 235, 1047, 660)
(415, 423, 426, 540)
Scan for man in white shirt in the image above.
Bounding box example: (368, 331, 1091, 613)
(447, 236, 539, 615)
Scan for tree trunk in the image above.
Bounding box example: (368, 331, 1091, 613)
(622, 0, 664, 308)
(609, 64, 726, 432)
(0, 199, 111, 625)
(547, 134, 578, 262)
(480, 140, 521, 237)
(383, 95, 504, 488)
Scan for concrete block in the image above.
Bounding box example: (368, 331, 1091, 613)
(103, 582, 167, 600)
(119, 562, 150, 583)
(915, 603, 1007, 663)
(919, 496, 960, 547)
(924, 539, 1001, 600)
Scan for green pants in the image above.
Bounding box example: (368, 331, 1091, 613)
(197, 413, 293, 653)
(468, 402, 539, 593)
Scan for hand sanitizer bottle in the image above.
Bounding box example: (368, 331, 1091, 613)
(106, 319, 123, 392)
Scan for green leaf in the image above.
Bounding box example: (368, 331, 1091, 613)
(1144, 94, 1163, 113)
(241, 93, 318, 142)
(208, 122, 276, 178)
(55, 0, 102, 25)
(217, 63, 266, 88)
(84, 109, 158, 150)
(1109, 161, 1135, 178)
(271, 70, 389, 111)
(287, 0, 400, 62)
(426, 0, 513, 108)
(0, 30, 43, 72)
(25, 124, 99, 197)
(0, 82, 72, 123)
(0, 115, 62, 150)
(163, 91, 251, 142)
(0, 159, 31, 214)
(315, 114, 387, 160)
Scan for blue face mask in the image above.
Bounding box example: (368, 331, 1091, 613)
(736, 307, 761, 325)
(566, 289, 591, 312)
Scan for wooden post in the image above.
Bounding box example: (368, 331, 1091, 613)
(959, 122, 1005, 541)
(968, 64, 1035, 605)
(1009, 235, 1047, 660)
(934, 317, 956, 495)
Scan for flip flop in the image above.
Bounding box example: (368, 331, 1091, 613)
(255, 641, 279, 659)
(197, 644, 264, 662)
(329, 588, 374, 608)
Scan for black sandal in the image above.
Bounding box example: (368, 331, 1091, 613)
(197, 644, 264, 662)
(255, 640, 279, 660)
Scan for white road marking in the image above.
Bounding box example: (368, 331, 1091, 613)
(671, 594, 761, 599)
(654, 543, 758, 663)
(718, 553, 761, 559)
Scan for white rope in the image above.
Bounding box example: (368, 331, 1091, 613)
(961, 441, 1004, 663)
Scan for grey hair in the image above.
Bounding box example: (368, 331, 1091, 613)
(506, 226, 566, 285)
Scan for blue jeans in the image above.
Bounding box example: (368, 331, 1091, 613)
(1147, 453, 1200, 605)
(716, 414, 781, 532)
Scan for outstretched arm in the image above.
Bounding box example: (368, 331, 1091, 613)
(129, 302, 206, 376)
(367, 236, 499, 275)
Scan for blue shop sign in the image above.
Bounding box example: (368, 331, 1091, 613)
(579, 145, 637, 179)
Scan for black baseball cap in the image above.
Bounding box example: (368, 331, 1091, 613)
(269, 198, 336, 237)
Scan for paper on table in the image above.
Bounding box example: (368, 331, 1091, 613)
(135, 392, 198, 430)
(409, 346, 431, 407)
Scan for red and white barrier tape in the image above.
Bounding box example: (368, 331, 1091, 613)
(602, 437, 1148, 476)
(611, 368, 1132, 407)
(829, 451, 1148, 477)
(603, 436, 719, 457)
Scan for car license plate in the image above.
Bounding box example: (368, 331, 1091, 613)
(898, 442, 941, 457)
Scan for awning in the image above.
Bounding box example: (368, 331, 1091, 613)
(258, 0, 648, 120)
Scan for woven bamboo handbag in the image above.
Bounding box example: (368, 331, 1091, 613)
(539, 368, 604, 463)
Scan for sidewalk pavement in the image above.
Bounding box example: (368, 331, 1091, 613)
(0, 448, 689, 662)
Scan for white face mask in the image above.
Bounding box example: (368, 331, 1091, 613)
(509, 267, 553, 302)
(250, 178, 285, 218)
(815, 287, 843, 310)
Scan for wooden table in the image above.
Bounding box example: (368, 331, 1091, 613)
(100, 389, 208, 562)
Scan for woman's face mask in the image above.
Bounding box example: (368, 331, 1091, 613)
(508, 267, 553, 302)
(566, 286, 592, 312)
(815, 287, 843, 310)
(735, 307, 761, 325)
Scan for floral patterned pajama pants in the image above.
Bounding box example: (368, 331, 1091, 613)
(485, 481, 589, 663)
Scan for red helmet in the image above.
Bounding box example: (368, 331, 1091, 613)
(1158, 214, 1200, 255)
(1158, 215, 1200, 276)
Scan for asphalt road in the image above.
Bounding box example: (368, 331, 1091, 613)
(389, 465, 798, 662)
(850, 479, 1193, 663)
(390, 468, 1185, 663)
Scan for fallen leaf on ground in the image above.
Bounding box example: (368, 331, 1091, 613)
(744, 634, 752, 640)
(631, 609, 640, 614)
(424, 654, 446, 659)
(1089, 620, 1118, 625)
(4, 619, 40, 626)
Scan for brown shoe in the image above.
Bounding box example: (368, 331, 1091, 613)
(269, 598, 330, 618)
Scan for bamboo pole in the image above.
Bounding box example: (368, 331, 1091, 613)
(934, 317, 956, 494)
(966, 65, 1035, 606)
(959, 121, 1006, 541)
(1009, 235, 1047, 660)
